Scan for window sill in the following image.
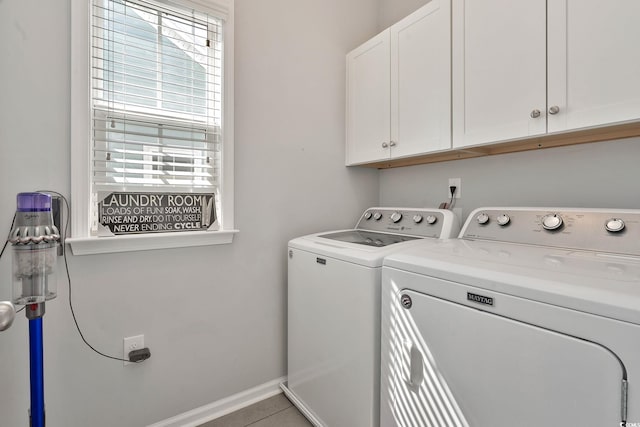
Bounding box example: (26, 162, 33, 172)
(66, 230, 239, 255)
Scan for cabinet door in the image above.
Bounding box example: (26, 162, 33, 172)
(452, 0, 547, 148)
(390, 0, 451, 158)
(346, 30, 390, 165)
(548, 0, 640, 133)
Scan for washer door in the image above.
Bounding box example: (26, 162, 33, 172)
(385, 289, 625, 427)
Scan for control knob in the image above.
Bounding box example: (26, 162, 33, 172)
(373, 212, 382, 221)
(363, 212, 372, 220)
(541, 214, 563, 231)
(412, 214, 423, 224)
(605, 218, 625, 233)
(476, 213, 490, 225)
(390, 212, 403, 223)
(496, 214, 510, 226)
(425, 215, 437, 225)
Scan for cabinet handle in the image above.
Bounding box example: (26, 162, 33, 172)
(389, 141, 397, 147)
(549, 105, 560, 115)
(530, 109, 541, 118)
(382, 142, 389, 148)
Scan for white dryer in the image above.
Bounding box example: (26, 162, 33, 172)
(282, 207, 460, 427)
(381, 207, 640, 427)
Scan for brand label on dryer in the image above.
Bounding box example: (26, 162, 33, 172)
(316, 257, 326, 265)
(467, 292, 494, 306)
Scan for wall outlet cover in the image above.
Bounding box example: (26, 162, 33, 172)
(123, 335, 144, 366)
(448, 178, 461, 198)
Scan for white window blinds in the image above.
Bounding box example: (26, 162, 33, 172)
(91, 0, 223, 225)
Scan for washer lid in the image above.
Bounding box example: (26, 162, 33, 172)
(289, 230, 438, 268)
(318, 230, 420, 247)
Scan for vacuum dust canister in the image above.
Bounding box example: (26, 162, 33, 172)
(9, 193, 60, 306)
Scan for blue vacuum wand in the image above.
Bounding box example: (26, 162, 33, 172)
(28, 307, 45, 427)
(9, 193, 60, 427)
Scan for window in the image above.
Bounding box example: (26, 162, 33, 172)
(70, 0, 235, 254)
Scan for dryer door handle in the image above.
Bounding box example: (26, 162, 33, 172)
(403, 340, 424, 388)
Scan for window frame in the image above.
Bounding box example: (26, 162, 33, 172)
(69, 0, 236, 255)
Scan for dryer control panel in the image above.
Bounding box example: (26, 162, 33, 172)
(461, 207, 640, 256)
(356, 207, 459, 239)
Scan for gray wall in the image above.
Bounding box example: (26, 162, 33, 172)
(0, 0, 378, 426)
(378, 0, 431, 29)
(377, 0, 640, 219)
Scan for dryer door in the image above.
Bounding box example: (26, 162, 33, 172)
(386, 289, 625, 427)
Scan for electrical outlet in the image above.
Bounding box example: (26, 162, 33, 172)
(448, 178, 461, 199)
(123, 335, 144, 366)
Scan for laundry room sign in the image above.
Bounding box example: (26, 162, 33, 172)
(97, 192, 218, 236)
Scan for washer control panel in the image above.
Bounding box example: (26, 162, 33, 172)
(356, 207, 459, 239)
(462, 207, 640, 256)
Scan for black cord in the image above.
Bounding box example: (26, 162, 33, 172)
(449, 186, 457, 209)
(37, 190, 133, 363)
(0, 214, 17, 311)
(0, 212, 16, 260)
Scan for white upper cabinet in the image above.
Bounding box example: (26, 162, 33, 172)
(454, 0, 640, 149)
(346, 30, 391, 165)
(547, 0, 640, 133)
(390, 0, 452, 159)
(452, 0, 547, 148)
(346, 0, 451, 165)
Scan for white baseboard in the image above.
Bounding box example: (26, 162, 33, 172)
(279, 382, 323, 427)
(147, 376, 287, 427)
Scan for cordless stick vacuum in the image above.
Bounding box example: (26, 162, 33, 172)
(7, 193, 60, 427)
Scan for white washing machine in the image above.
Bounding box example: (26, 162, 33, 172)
(282, 207, 460, 427)
(381, 207, 640, 427)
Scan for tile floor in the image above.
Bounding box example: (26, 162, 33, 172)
(198, 393, 313, 427)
